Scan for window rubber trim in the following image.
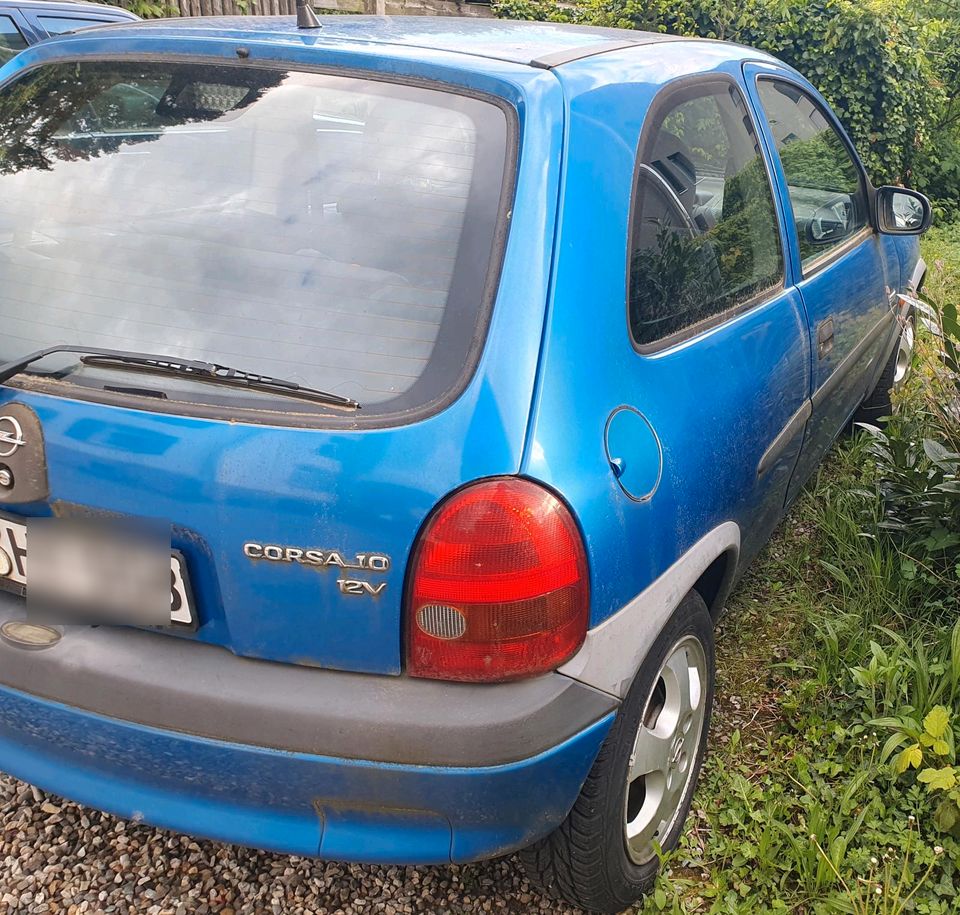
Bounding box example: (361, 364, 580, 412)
(0, 51, 520, 431)
(625, 71, 789, 356)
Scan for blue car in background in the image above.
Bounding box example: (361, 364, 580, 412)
(0, 0, 137, 62)
(0, 13, 929, 912)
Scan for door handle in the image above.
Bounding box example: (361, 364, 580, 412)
(817, 318, 835, 359)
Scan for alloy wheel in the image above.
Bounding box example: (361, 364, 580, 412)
(624, 635, 708, 864)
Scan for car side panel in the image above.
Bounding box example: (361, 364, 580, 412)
(741, 63, 900, 498)
(859, 232, 912, 407)
(523, 43, 810, 632)
(791, 238, 895, 487)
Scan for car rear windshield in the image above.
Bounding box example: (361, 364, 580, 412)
(0, 61, 510, 418)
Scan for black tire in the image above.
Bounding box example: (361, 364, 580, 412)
(854, 312, 915, 426)
(519, 591, 715, 913)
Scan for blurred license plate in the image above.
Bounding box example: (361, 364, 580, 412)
(0, 515, 194, 627)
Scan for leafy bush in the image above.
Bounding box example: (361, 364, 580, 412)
(867, 289, 960, 576)
(857, 422, 960, 580)
(110, 0, 176, 17)
(877, 699, 960, 838)
(920, 295, 960, 430)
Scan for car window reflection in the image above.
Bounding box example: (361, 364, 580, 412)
(629, 83, 784, 347)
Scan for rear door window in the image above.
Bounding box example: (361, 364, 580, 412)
(0, 15, 27, 65)
(755, 79, 868, 271)
(0, 61, 511, 419)
(628, 80, 784, 348)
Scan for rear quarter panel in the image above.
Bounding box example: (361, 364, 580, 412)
(524, 42, 812, 629)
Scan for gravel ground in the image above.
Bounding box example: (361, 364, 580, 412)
(0, 775, 585, 915)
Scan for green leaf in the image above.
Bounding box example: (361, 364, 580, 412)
(870, 715, 919, 731)
(924, 706, 950, 740)
(924, 438, 954, 466)
(895, 744, 923, 774)
(918, 766, 958, 791)
(880, 731, 910, 764)
(934, 798, 960, 834)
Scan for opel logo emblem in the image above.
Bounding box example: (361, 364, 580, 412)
(0, 416, 24, 458)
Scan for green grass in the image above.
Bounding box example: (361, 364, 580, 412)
(922, 226, 960, 301)
(640, 236, 960, 914)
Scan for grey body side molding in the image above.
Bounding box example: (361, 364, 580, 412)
(558, 521, 740, 698)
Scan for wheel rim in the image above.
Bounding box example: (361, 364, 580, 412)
(894, 317, 915, 387)
(624, 635, 708, 865)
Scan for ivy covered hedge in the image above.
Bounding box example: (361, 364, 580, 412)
(493, 0, 960, 217)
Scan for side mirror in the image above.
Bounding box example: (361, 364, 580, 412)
(875, 186, 932, 235)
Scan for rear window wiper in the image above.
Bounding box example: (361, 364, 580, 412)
(0, 345, 360, 410)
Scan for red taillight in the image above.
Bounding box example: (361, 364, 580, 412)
(406, 478, 589, 682)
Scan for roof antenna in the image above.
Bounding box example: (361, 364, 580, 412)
(296, 0, 321, 29)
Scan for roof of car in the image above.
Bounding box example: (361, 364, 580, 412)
(3, 0, 137, 10)
(86, 15, 683, 68)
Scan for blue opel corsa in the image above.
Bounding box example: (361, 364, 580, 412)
(0, 9, 929, 911)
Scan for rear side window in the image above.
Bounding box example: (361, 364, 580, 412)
(0, 62, 510, 419)
(0, 15, 27, 64)
(39, 16, 115, 35)
(756, 78, 867, 270)
(628, 81, 783, 348)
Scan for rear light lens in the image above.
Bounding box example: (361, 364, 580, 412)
(406, 478, 589, 682)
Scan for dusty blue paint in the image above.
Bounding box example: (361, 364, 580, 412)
(0, 18, 922, 863)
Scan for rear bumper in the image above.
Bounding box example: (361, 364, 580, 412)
(0, 600, 617, 863)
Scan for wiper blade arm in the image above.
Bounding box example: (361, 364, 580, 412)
(0, 345, 360, 410)
(82, 353, 361, 409)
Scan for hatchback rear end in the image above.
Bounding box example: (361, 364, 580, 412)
(0, 21, 617, 864)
